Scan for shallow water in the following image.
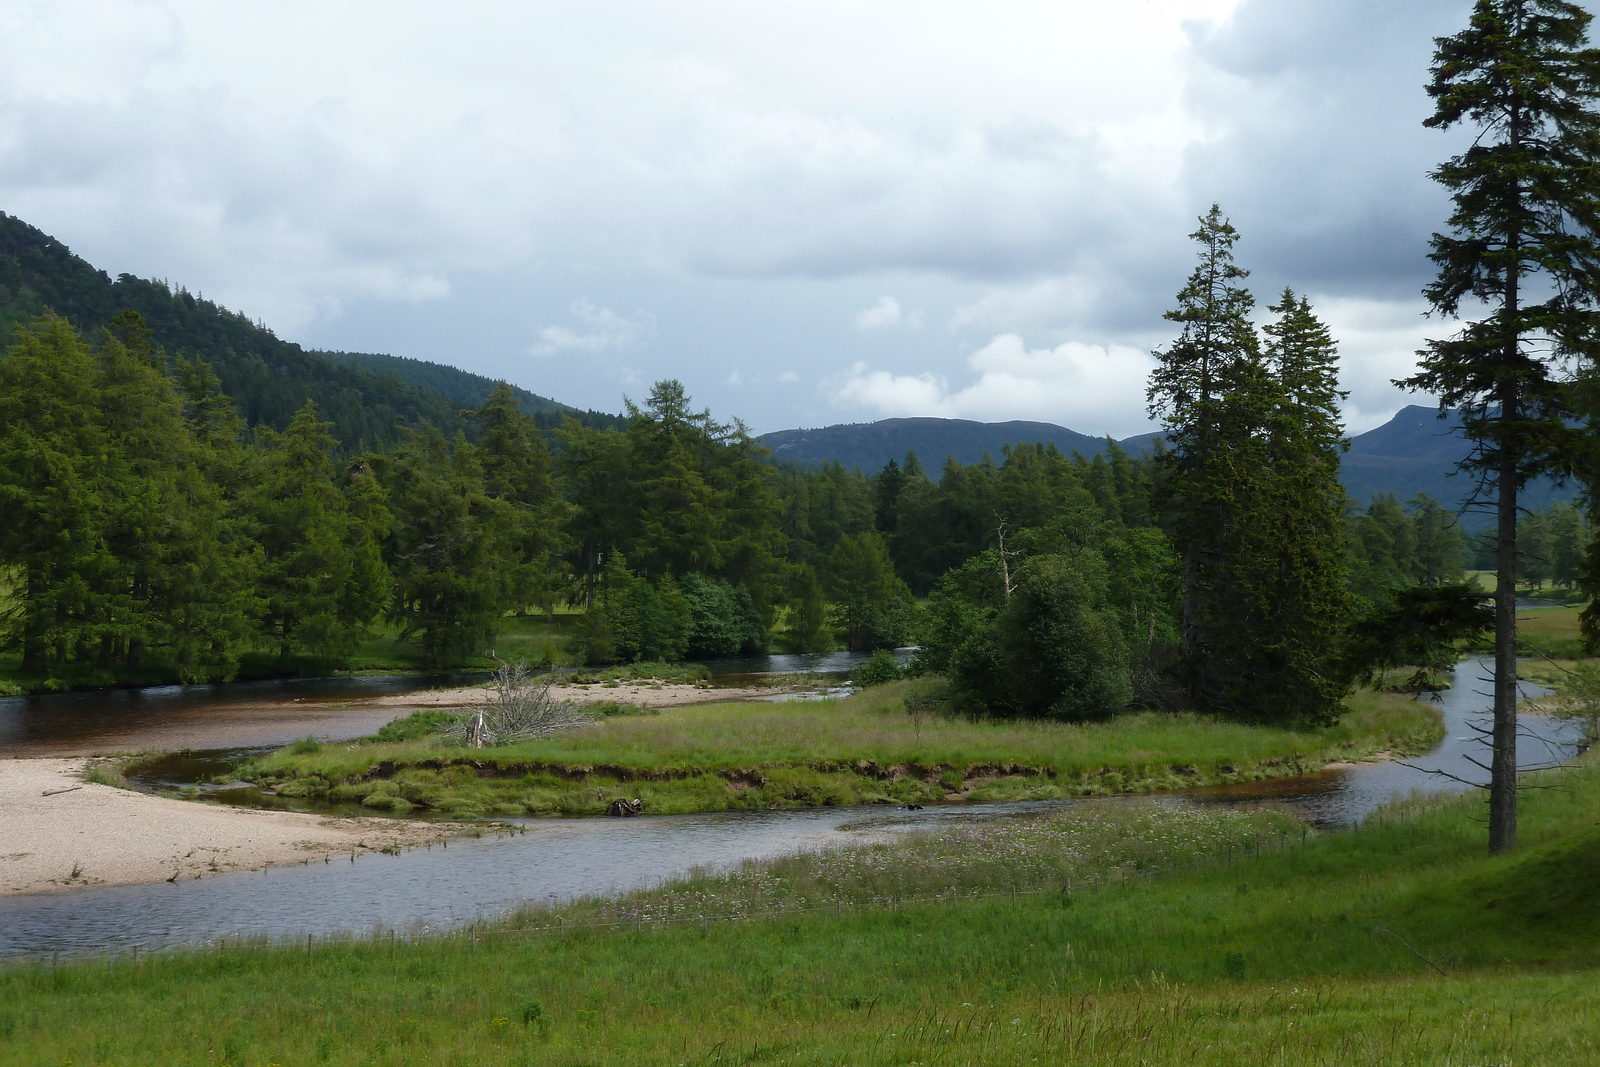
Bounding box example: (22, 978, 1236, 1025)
(1180, 657, 1582, 826)
(0, 656, 1585, 958)
(0, 651, 904, 756)
(0, 801, 1064, 958)
(0, 673, 482, 757)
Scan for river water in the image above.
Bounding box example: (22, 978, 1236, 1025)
(0, 655, 1584, 958)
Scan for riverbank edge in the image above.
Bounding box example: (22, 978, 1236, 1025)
(179, 693, 1442, 819)
(0, 757, 493, 897)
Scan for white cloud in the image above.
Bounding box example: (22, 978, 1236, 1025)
(853, 295, 923, 332)
(0, 0, 1478, 433)
(529, 300, 648, 356)
(727, 368, 744, 386)
(827, 334, 1158, 436)
(855, 296, 901, 330)
(1310, 294, 1434, 433)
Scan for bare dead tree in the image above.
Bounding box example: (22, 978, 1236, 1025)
(445, 663, 593, 748)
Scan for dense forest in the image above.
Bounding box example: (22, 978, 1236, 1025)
(3, 206, 1546, 725)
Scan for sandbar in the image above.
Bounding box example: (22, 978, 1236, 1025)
(1, 758, 458, 896)
(365, 681, 796, 709)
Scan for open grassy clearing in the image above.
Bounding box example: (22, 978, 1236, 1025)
(236, 681, 1443, 818)
(4, 758, 1598, 1064)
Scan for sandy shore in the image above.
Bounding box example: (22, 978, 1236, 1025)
(1, 758, 459, 896)
(365, 681, 791, 709)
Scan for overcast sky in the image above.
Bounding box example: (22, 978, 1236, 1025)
(1, 0, 1512, 436)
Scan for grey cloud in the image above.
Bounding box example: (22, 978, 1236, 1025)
(1179, 0, 1473, 300)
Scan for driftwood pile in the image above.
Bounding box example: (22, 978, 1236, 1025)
(606, 797, 644, 817)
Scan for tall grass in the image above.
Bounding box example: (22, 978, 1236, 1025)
(4, 760, 1599, 1064)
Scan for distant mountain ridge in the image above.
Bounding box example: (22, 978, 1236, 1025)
(0, 211, 620, 449)
(762, 417, 1113, 472)
(761, 406, 1576, 521)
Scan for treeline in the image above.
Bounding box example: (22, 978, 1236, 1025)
(0, 312, 1161, 684)
(0, 219, 1498, 727)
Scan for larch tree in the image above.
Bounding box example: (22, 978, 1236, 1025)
(472, 382, 568, 615)
(251, 402, 391, 662)
(1404, 0, 1600, 854)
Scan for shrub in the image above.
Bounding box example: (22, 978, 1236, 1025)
(850, 649, 905, 688)
(371, 709, 459, 743)
(680, 573, 765, 657)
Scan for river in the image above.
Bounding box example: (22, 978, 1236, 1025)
(0, 655, 1584, 958)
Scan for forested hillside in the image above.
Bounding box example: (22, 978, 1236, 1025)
(0, 212, 616, 449)
(761, 417, 1111, 471)
(761, 407, 1576, 522)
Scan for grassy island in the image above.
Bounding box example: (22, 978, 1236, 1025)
(235, 680, 1444, 818)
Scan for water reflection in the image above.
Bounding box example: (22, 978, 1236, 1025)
(0, 650, 908, 756)
(0, 674, 482, 757)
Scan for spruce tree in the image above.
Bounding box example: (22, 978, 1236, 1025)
(1405, 0, 1600, 853)
(1149, 213, 1352, 722)
(1258, 290, 1355, 720)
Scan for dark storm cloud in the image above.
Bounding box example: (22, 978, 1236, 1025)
(1180, 0, 1473, 300)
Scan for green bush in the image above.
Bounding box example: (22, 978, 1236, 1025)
(370, 709, 461, 743)
(850, 649, 905, 688)
(919, 550, 1131, 720)
(680, 572, 765, 657)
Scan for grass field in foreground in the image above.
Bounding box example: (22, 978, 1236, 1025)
(238, 682, 1443, 817)
(4, 758, 1598, 1064)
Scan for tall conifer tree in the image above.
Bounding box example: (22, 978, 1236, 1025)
(1406, 0, 1600, 853)
(251, 402, 391, 662)
(1149, 213, 1351, 722)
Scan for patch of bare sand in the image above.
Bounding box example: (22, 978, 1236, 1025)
(1, 758, 459, 896)
(363, 681, 785, 709)
(1321, 750, 1394, 771)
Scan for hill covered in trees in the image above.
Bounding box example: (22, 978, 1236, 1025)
(761, 405, 1576, 521)
(0, 212, 618, 450)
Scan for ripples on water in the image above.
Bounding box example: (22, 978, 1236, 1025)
(0, 655, 1584, 957)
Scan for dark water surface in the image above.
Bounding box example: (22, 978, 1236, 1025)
(0, 656, 1584, 958)
(0, 673, 482, 757)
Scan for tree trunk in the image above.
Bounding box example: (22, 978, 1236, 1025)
(1490, 409, 1519, 855)
(1488, 88, 1524, 857)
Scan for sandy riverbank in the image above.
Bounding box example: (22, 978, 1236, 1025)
(1, 758, 460, 895)
(363, 681, 795, 709)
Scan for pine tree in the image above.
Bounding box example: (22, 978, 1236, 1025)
(1405, 0, 1600, 853)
